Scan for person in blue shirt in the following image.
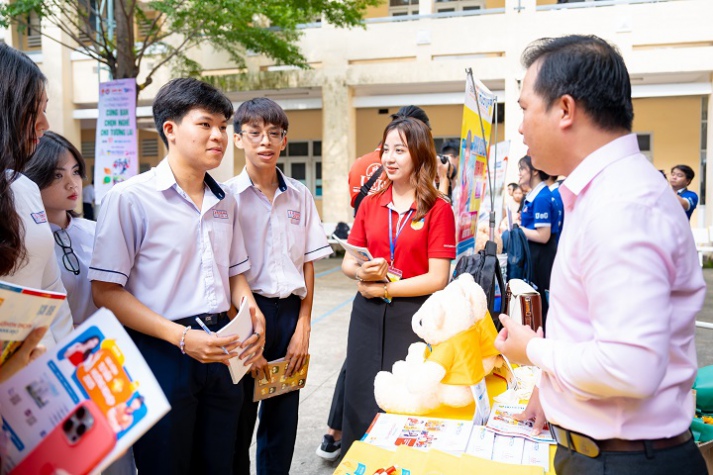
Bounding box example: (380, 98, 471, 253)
(669, 164, 698, 220)
(518, 155, 557, 320)
(545, 176, 565, 244)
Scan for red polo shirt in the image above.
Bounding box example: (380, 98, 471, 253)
(348, 186, 456, 279)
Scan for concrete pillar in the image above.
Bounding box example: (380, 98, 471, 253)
(419, 0, 433, 16)
(321, 78, 355, 223)
(41, 23, 81, 147)
(211, 123, 236, 182)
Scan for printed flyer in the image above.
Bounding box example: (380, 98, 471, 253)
(0, 308, 170, 474)
(0, 280, 66, 366)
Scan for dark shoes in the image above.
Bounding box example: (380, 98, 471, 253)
(316, 434, 341, 461)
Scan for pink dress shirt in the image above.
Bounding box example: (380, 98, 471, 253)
(526, 134, 705, 440)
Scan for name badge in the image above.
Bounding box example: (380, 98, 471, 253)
(31, 211, 47, 224)
(386, 265, 403, 282)
(213, 209, 229, 220)
(287, 210, 301, 225)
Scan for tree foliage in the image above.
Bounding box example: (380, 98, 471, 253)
(0, 0, 380, 93)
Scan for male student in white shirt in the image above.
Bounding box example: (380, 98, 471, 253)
(225, 97, 332, 475)
(89, 78, 266, 475)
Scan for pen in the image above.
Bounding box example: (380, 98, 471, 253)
(195, 317, 230, 355)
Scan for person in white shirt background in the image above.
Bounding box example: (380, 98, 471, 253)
(23, 132, 137, 475)
(82, 178, 95, 220)
(25, 132, 99, 325)
(0, 43, 73, 384)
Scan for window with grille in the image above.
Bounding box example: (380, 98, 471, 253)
(277, 140, 322, 198)
(81, 141, 96, 159)
(141, 138, 159, 157)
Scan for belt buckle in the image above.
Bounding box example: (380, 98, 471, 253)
(551, 425, 601, 458)
(203, 314, 217, 326)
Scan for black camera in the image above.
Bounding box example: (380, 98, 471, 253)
(439, 155, 449, 165)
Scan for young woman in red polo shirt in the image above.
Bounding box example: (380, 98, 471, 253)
(339, 116, 456, 454)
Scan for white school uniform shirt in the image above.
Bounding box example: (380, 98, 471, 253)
(224, 168, 332, 299)
(88, 158, 250, 321)
(4, 173, 73, 347)
(50, 217, 98, 325)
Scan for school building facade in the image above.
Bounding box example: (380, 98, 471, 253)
(3, 0, 712, 225)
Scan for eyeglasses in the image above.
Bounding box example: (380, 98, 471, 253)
(53, 229, 80, 276)
(238, 129, 286, 144)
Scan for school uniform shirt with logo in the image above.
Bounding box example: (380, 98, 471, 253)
(4, 173, 73, 346)
(520, 182, 555, 232)
(677, 188, 698, 220)
(223, 168, 333, 299)
(348, 187, 456, 278)
(50, 217, 98, 325)
(88, 158, 250, 320)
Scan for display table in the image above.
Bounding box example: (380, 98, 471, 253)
(335, 372, 556, 475)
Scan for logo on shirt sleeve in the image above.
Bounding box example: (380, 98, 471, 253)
(31, 211, 47, 224)
(287, 210, 301, 225)
(213, 209, 229, 220)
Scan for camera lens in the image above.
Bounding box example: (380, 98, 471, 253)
(439, 155, 448, 165)
(76, 406, 86, 419)
(76, 423, 87, 436)
(63, 419, 74, 432)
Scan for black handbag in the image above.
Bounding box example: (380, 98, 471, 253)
(452, 240, 505, 331)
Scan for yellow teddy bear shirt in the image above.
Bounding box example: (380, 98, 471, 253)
(424, 313, 500, 385)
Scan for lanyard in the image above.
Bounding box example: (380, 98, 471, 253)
(388, 208, 413, 265)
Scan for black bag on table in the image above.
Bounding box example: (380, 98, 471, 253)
(452, 240, 505, 331)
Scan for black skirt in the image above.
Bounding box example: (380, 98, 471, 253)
(341, 292, 429, 454)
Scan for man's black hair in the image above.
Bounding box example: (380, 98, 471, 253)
(391, 105, 431, 130)
(234, 97, 289, 132)
(152, 78, 234, 147)
(440, 139, 459, 156)
(672, 164, 695, 182)
(522, 35, 633, 132)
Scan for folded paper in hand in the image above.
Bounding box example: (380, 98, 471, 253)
(217, 298, 253, 384)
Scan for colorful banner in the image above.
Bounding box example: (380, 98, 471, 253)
(94, 78, 138, 204)
(454, 75, 496, 259)
(478, 140, 511, 230)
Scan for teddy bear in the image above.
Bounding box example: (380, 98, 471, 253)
(373, 273, 501, 416)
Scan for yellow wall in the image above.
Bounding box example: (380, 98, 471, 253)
(485, 0, 506, 8)
(632, 96, 701, 193)
(364, 1, 389, 19)
(356, 105, 505, 158)
(632, 96, 702, 222)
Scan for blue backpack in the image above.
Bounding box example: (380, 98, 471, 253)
(503, 225, 532, 285)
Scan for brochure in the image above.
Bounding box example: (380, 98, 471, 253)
(0, 280, 67, 366)
(253, 355, 310, 402)
(362, 413, 473, 454)
(0, 308, 170, 474)
(334, 236, 374, 263)
(216, 297, 253, 384)
(485, 403, 555, 444)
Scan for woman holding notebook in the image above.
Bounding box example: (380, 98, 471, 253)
(340, 116, 456, 455)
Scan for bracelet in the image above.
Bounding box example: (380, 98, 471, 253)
(383, 284, 391, 301)
(179, 325, 190, 355)
(355, 268, 363, 282)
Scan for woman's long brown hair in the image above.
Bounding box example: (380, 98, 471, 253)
(0, 44, 47, 276)
(378, 117, 443, 221)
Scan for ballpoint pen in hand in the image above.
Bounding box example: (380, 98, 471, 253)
(195, 317, 230, 355)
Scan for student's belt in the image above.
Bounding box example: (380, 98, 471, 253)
(549, 424, 692, 458)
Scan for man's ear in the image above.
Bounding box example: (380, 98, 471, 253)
(163, 121, 176, 145)
(234, 132, 244, 150)
(558, 94, 576, 130)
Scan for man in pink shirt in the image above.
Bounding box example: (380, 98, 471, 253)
(495, 35, 707, 474)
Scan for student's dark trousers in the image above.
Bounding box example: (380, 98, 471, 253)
(234, 294, 301, 475)
(127, 315, 243, 475)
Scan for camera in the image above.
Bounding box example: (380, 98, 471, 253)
(439, 155, 449, 165)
